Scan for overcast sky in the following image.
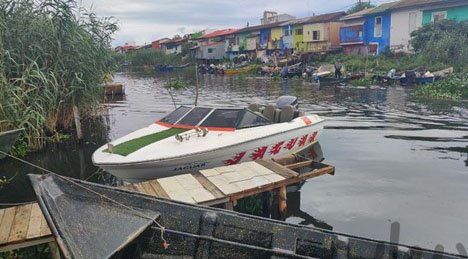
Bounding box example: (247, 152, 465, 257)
(81, 0, 394, 46)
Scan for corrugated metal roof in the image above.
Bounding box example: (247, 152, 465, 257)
(302, 11, 346, 23)
(199, 28, 239, 39)
(367, 1, 399, 14)
(390, 0, 464, 10)
(340, 7, 376, 20)
(235, 21, 287, 34)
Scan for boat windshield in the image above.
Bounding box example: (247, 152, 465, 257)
(200, 109, 243, 128)
(159, 106, 191, 124)
(158, 107, 272, 130)
(237, 110, 271, 129)
(200, 109, 271, 129)
(177, 107, 212, 126)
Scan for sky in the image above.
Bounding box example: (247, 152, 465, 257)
(81, 0, 394, 47)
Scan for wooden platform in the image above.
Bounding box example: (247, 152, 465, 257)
(0, 158, 334, 252)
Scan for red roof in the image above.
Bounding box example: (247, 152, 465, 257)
(199, 28, 238, 39)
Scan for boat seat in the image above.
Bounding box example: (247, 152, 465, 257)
(262, 105, 276, 122)
(248, 103, 260, 112)
(279, 105, 294, 123)
(274, 108, 282, 123)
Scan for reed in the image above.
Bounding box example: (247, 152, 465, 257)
(0, 0, 118, 150)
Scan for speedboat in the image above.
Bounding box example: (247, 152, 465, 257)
(93, 96, 325, 182)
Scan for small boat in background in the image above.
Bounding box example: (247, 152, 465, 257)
(155, 63, 190, 72)
(29, 173, 463, 259)
(0, 128, 23, 159)
(223, 64, 256, 75)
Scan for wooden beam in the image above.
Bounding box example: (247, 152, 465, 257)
(284, 160, 313, 170)
(0, 236, 55, 252)
(192, 172, 225, 199)
(255, 159, 298, 178)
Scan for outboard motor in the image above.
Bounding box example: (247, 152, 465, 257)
(276, 96, 298, 109)
(276, 96, 300, 119)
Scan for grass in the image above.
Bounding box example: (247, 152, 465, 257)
(107, 128, 187, 156)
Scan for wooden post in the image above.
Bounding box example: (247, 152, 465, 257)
(48, 241, 61, 259)
(224, 201, 234, 210)
(72, 105, 82, 140)
(195, 62, 199, 106)
(277, 186, 287, 219)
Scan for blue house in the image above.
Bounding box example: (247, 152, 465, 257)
(281, 24, 294, 50)
(259, 28, 271, 49)
(362, 2, 397, 55)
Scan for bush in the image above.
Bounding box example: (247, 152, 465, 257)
(415, 75, 468, 100)
(411, 20, 468, 72)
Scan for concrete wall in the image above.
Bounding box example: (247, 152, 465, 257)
(422, 5, 468, 24)
(197, 42, 227, 60)
(390, 8, 422, 53)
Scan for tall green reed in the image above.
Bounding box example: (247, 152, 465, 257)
(0, 0, 118, 150)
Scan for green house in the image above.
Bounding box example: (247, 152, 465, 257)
(422, 3, 468, 24)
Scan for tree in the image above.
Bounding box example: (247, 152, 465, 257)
(347, 1, 375, 14)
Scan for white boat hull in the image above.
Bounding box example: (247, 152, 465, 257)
(93, 115, 324, 182)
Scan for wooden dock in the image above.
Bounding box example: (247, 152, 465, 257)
(0, 158, 334, 253)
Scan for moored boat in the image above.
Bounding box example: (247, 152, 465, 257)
(29, 173, 465, 259)
(223, 64, 256, 75)
(93, 96, 325, 182)
(0, 128, 23, 159)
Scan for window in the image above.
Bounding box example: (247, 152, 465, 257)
(374, 16, 382, 37)
(432, 11, 447, 23)
(159, 106, 191, 124)
(237, 110, 271, 129)
(200, 109, 242, 128)
(177, 107, 212, 126)
(295, 28, 303, 35)
(312, 30, 320, 41)
(208, 48, 214, 53)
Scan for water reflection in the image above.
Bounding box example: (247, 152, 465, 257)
(1, 71, 467, 254)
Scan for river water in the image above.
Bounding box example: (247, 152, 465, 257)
(1, 71, 467, 254)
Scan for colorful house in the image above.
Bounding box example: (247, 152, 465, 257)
(421, 1, 468, 24)
(151, 38, 170, 49)
(362, 2, 397, 55)
(194, 28, 239, 60)
(389, 0, 468, 53)
(339, 8, 375, 54)
(281, 24, 294, 50)
(302, 12, 345, 53)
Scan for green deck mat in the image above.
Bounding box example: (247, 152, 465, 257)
(107, 128, 187, 156)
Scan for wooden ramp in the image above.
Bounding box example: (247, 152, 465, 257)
(0, 158, 334, 252)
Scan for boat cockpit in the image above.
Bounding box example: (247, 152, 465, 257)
(155, 96, 302, 131)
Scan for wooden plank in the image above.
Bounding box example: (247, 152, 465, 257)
(148, 181, 170, 198)
(8, 204, 32, 243)
(191, 172, 225, 199)
(139, 182, 158, 197)
(131, 183, 147, 194)
(0, 207, 16, 244)
(229, 164, 334, 201)
(40, 213, 51, 236)
(284, 160, 313, 170)
(0, 236, 54, 252)
(255, 159, 299, 178)
(0, 209, 5, 226)
(26, 203, 42, 239)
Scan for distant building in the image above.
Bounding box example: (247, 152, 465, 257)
(389, 0, 468, 53)
(261, 11, 296, 25)
(151, 38, 170, 49)
(340, 8, 375, 55)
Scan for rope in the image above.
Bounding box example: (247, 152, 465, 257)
(0, 150, 170, 249)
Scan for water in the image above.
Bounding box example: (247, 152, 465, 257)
(1, 71, 467, 254)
